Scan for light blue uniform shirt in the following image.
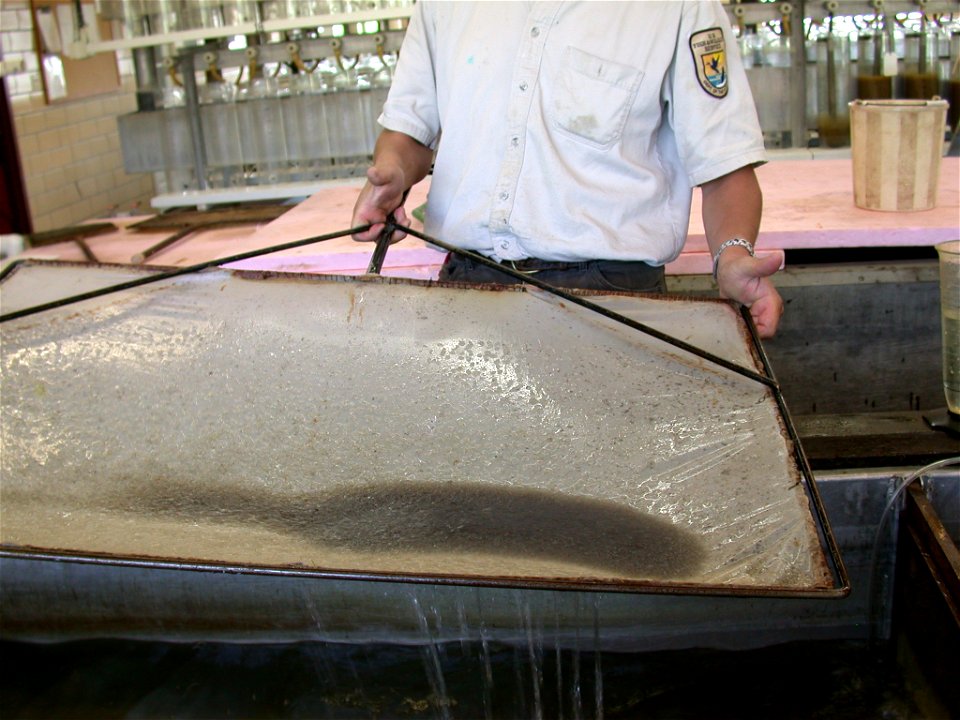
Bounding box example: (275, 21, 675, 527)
(380, 0, 767, 264)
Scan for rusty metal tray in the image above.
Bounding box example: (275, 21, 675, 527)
(0, 260, 847, 597)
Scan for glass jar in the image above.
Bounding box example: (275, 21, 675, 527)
(903, 27, 940, 99)
(856, 24, 894, 99)
(816, 31, 852, 147)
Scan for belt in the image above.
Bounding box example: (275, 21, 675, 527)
(499, 258, 587, 274)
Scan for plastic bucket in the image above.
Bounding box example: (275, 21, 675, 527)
(849, 98, 948, 212)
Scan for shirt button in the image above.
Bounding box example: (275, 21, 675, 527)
(499, 191, 509, 201)
(519, 81, 528, 92)
(511, 136, 519, 147)
(500, 241, 510, 250)
(530, 27, 540, 37)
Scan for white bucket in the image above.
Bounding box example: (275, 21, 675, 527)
(849, 98, 948, 212)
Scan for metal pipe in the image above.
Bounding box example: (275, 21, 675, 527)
(395, 222, 780, 391)
(788, 0, 808, 147)
(179, 51, 209, 192)
(132, 45, 160, 112)
(132, 222, 246, 264)
(0, 225, 372, 323)
(365, 225, 392, 275)
(740, 303, 851, 596)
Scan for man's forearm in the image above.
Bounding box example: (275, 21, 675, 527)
(698, 164, 783, 338)
(700, 165, 762, 257)
(374, 129, 434, 191)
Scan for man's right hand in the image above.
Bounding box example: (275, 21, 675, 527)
(351, 162, 410, 243)
(351, 129, 434, 243)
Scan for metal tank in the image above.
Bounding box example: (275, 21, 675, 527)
(0, 261, 855, 648)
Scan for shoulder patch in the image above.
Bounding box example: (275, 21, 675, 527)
(690, 27, 728, 98)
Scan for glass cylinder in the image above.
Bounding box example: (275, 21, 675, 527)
(159, 104, 196, 194)
(936, 240, 960, 415)
(262, 0, 301, 20)
(738, 31, 763, 70)
(903, 28, 940, 99)
(152, 0, 180, 35)
(200, 79, 242, 189)
(856, 26, 894, 99)
(219, 1, 257, 25)
(237, 76, 289, 185)
(117, 0, 146, 38)
(283, 72, 334, 180)
(764, 33, 792, 69)
(816, 33, 852, 147)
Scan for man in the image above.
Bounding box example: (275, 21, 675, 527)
(352, 1, 784, 337)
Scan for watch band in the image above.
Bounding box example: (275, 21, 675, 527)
(712, 238, 755, 281)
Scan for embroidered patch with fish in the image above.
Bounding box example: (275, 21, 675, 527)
(690, 27, 728, 98)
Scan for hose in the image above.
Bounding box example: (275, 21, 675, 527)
(868, 455, 960, 642)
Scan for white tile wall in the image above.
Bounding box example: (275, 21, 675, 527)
(1, 0, 154, 233)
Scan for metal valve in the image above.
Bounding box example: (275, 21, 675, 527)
(779, 2, 793, 35)
(731, 4, 745, 35)
(161, 55, 182, 87)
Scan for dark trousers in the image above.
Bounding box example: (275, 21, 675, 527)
(439, 254, 666, 293)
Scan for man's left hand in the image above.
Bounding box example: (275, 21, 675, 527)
(716, 250, 784, 339)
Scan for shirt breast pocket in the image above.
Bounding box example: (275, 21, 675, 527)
(550, 47, 643, 149)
